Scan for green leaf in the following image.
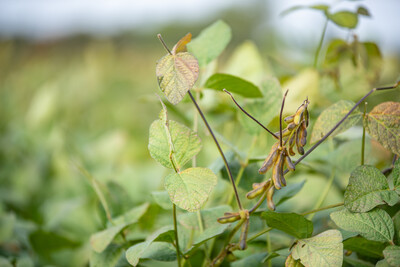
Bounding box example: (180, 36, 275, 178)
(205, 73, 262, 98)
(148, 119, 201, 169)
(141, 242, 176, 262)
(310, 100, 362, 144)
(125, 226, 174, 266)
(0, 257, 12, 267)
(330, 208, 394, 243)
(187, 20, 231, 67)
(261, 211, 313, 239)
(232, 253, 268, 267)
(357, 6, 371, 17)
(179, 205, 231, 254)
(90, 244, 123, 267)
(343, 257, 373, 267)
(156, 48, 199, 104)
(344, 165, 399, 212)
(237, 77, 282, 134)
(366, 102, 400, 155)
(328, 11, 359, 29)
(383, 246, 400, 267)
(164, 167, 217, 212)
(91, 203, 149, 253)
(151, 191, 172, 210)
(291, 229, 343, 267)
(392, 159, 400, 194)
(393, 210, 400, 245)
(280, 5, 329, 17)
(273, 180, 306, 207)
(376, 259, 391, 267)
(343, 236, 385, 258)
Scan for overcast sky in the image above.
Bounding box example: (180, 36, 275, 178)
(0, 0, 398, 54)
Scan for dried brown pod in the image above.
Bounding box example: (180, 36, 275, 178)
(259, 143, 279, 174)
(272, 148, 284, 189)
(266, 186, 275, 211)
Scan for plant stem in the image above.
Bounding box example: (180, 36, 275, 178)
(266, 232, 272, 267)
(361, 102, 367, 165)
(279, 90, 289, 147)
(307, 169, 336, 220)
(157, 34, 172, 55)
(247, 227, 272, 243)
(188, 90, 243, 210)
(314, 18, 328, 68)
(286, 83, 399, 173)
(301, 202, 343, 216)
(223, 89, 278, 139)
(173, 204, 182, 267)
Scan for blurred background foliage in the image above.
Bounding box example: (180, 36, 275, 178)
(0, 1, 399, 266)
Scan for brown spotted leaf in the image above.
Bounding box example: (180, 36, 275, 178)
(156, 34, 199, 105)
(366, 102, 400, 155)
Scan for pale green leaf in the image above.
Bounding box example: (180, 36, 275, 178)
(151, 191, 172, 210)
(329, 11, 359, 29)
(205, 73, 262, 98)
(261, 211, 313, 239)
(310, 100, 361, 144)
(111, 202, 150, 226)
(237, 77, 282, 134)
(148, 119, 201, 169)
(90, 244, 123, 267)
(383, 245, 400, 267)
(344, 165, 399, 212)
(366, 102, 400, 155)
(125, 226, 174, 266)
(156, 52, 199, 105)
(376, 259, 391, 267)
(187, 20, 231, 67)
(330, 208, 394, 243)
(141, 242, 176, 262)
(232, 253, 268, 267)
(178, 205, 231, 254)
(164, 167, 217, 212)
(343, 236, 385, 258)
(291, 229, 343, 267)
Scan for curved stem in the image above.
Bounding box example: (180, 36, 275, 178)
(223, 89, 278, 139)
(188, 91, 243, 210)
(314, 18, 328, 68)
(279, 90, 289, 147)
(300, 202, 343, 216)
(173, 204, 182, 267)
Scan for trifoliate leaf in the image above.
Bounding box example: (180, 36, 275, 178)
(164, 167, 217, 212)
(366, 102, 400, 155)
(311, 100, 361, 144)
(344, 165, 399, 212)
(187, 20, 231, 67)
(261, 211, 313, 239)
(291, 230, 343, 267)
(330, 208, 394, 243)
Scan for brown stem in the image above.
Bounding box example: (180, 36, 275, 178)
(157, 34, 172, 55)
(279, 90, 289, 147)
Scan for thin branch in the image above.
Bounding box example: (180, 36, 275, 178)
(173, 204, 182, 267)
(361, 102, 367, 165)
(279, 90, 289, 147)
(314, 18, 329, 68)
(223, 89, 278, 139)
(301, 202, 344, 216)
(188, 91, 243, 210)
(157, 34, 172, 55)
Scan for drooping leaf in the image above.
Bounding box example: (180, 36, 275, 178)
(164, 167, 217, 212)
(90, 244, 123, 267)
(232, 252, 268, 267)
(344, 165, 399, 212)
(291, 230, 343, 267)
(261, 211, 313, 239)
(392, 159, 400, 194)
(366, 102, 400, 155)
(179, 205, 231, 254)
(205, 73, 262, 98)
(383, 245, 400, 267)
(148, 118, 201, 169)
(91, 203, 149, 253)
(330, 208, 394, 243)
(187, 20, 231, 67)
(151, 191, 172, 210)
(125, 226, 174, 266)
(310, 100, 361, 144)
(273, 180, 306, 207)
(237, 77, 282, 134)
(328, 11, 359, 29)
(156, 34, 199, 105)
(343, 236, 386, 258)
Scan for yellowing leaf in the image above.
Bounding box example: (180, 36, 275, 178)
(366, 102, 400, 155)
(156, 49, 199, 105)
(172, 33, 192, 54)
(291, 230, 343, 267)
(164, 167, 217, 212)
